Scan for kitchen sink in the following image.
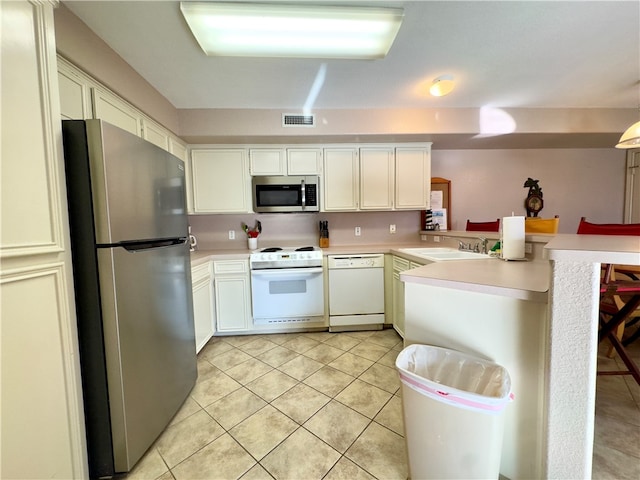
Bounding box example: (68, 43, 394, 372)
(397, 247, 490, 261)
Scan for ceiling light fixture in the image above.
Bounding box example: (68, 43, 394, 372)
(615, 119, 640, 148)
(429, 74, 455, 97)
(180, 2, 404, 59)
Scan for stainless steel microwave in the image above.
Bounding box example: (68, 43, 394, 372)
(252, 175, 320, 213)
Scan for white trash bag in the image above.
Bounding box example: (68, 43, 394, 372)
(396, 344, 513, 479)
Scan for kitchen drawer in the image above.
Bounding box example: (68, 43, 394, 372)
(191, 262, 211, 283)
(213, 259, 248, 275)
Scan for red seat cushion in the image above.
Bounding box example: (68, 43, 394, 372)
(577, 218, 640, 236)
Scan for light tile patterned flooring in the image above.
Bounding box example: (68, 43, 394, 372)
(591, 338, 640, 479)
(125, 329, 640, 480)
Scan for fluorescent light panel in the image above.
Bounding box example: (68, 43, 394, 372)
(180, 2, 404, 59)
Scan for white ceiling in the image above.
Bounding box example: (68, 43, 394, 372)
(63, 0, 639, 112)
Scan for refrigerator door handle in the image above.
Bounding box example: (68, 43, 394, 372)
(113, 238, 188, 252)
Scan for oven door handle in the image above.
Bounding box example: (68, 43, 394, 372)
(251, 267, 323, 277)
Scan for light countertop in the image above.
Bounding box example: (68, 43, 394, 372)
(544, 233, 640, 264)
(191, 243, 552, 303)
(190, 243, 429, 265)
(400, 258, 550, 303)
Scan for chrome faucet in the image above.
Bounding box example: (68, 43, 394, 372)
(458, 236, 487, 254)
(458, 240, 471, 251)
(475, 236, 488, 254)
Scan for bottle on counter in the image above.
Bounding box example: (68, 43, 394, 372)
(319, 220, 330, 248)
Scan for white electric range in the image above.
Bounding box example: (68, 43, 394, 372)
(249, 246, 325, 327)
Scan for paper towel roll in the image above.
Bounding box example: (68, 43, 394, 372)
(501, 216, 525, 260)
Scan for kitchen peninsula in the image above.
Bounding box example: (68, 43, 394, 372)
(400, 233, 640, 479)
(401, 257, 550, 479)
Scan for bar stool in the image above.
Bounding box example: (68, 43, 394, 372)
(577, 217, 640, 385)
(524, 215, 559, 234)
(465, 219, 500, 232)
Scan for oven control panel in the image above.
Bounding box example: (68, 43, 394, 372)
(250, 248, 323, 269)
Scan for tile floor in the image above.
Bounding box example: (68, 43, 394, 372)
(124, 328, 640, 480)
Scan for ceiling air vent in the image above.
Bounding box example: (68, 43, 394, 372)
(282, 114, 315, 127)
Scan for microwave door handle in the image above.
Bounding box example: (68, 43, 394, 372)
(301, 179, 306, 209)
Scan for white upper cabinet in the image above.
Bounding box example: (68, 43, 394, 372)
(323, 147, 359, 211)
(168, 137, 188, 162)
(249, 147, 322, 176)
(191, 148, 251, 213)
(249, 148, 286, 175)
(395, 146, 431, 210)
(91, 88, 142, 137)
(287, 148, 322, 175)
(142, 117, 169, 151)
(57, 56, 186, 162)
(360, 147, 394, 210)
(322, 144, 431, 212)
(57, 58, 91, 120)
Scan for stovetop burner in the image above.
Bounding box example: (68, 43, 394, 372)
(259, 246, 316, 253)
(260, 247, 282, 253)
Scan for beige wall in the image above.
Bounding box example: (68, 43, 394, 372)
(178, 107, 635, 148)
(189, 211, 422, 251)
(432, 148, 626, 233)
(54, 3, 180, 134)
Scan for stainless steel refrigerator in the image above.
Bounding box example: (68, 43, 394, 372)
(62, 120, 197, 478)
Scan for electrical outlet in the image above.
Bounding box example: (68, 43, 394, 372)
(525, 242, 533, 254)
(355, 226, 361, 236)
(433, 236, 440, 242)
(389, 224, 396, 234)
(420, 235, 427, 241)
(229, 230, 235, 240)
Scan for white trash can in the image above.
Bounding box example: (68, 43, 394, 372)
(396, 344, 513, 480)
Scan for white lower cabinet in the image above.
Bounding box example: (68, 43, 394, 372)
(392, 256, 426, 338)
(192, 262, 214, 352)
(213, 259, 252, 332)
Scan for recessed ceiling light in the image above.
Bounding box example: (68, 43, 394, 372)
(180, 2, 404, 59)
(429, 75, 455, 97)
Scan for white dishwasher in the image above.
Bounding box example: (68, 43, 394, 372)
(328, 254, 385, 331)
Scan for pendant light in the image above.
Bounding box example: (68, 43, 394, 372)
(615, 119, 640, 148)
